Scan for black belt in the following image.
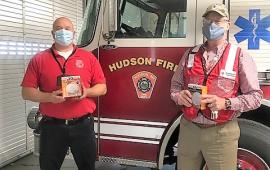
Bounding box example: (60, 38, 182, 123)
(184, 116, 221, 128)
(42, 114, 91, 126)
(192, 122, 217, 128)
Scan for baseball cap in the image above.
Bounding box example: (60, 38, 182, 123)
(202, 3, 229, 18)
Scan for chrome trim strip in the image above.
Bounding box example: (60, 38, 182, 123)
(262, 99, 270, 107)
(260, 82, 270, 85)
(259, 71, 270, 85)
(158, 115, 182, 169)
(95, 122, 165, 140)
(99, 117, 168, 126)
(258, 71, 270, 80)
(99, 156, 157, 168)
(100, 136, 159, 144)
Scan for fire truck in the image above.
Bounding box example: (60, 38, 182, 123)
(28, 0, 270, 169)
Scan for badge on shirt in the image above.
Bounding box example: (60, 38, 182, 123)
(220, 69, 236, 80)
(75, 59, 84, 68)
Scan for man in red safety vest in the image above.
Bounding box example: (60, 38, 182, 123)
(170, 3, 263, 170)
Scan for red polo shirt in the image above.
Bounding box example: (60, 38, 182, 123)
(21, 45, 106, 119)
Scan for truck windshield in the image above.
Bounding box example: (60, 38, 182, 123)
(77, 0, 101, 46)
(116, 0, 187, 38)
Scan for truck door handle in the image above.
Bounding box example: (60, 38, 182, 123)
(101, 44, 118, 50)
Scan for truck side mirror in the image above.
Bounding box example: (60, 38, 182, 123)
(103, 0, 118, 42)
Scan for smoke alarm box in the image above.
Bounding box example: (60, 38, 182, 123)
(61, 76, 82, 98)
(188, 84, 208, 110)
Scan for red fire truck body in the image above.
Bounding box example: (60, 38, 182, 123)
(32, 0, 270, 169)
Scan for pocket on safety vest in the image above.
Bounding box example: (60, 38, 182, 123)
(217, 76, 235, 93)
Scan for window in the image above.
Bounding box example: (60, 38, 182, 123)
(116, 0, 187, 38)
(77, 0, 101, 46)
(163, 12, 186, 38)
(119, 2, 158, 38)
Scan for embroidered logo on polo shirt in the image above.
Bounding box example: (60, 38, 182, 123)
(75, 60, 84, 68)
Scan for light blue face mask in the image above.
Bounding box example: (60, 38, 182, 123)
(54, 29, 74, 46)
(202, 22, 225, 40)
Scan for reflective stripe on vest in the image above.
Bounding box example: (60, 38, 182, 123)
(220, 44, 238, 80)
(187, 45, 201, 68)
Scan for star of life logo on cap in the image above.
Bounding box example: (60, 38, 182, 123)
(132, 71, 157, 99)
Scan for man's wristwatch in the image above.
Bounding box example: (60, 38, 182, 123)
(225, 98, 231, 110)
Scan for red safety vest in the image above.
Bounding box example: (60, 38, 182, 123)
(182, 43, 241, 123)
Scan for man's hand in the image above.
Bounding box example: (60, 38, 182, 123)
(22, 87, 65, 103)
(49, 90, 66, 103)
(178, 90, 192, 107)
(79, 85, 88, 99)
(201, 94, 226, 111)
(69, 83, 107, 101)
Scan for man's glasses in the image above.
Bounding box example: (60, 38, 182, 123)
(203, 18, 229, 25)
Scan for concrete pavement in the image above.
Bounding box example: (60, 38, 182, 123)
(0, 154, 175, 170)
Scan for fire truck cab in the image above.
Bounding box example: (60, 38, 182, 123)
(30, 0, 270, 169)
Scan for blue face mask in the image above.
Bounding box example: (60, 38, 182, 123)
(202, 22, 225, 40)
(54, 29, 74, 46)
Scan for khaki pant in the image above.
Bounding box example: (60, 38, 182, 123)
(177, 117, 240, 170)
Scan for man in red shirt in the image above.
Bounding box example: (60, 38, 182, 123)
(21, 17, 106, 170)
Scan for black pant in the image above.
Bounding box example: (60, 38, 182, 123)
(39, 116, 96, 170)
